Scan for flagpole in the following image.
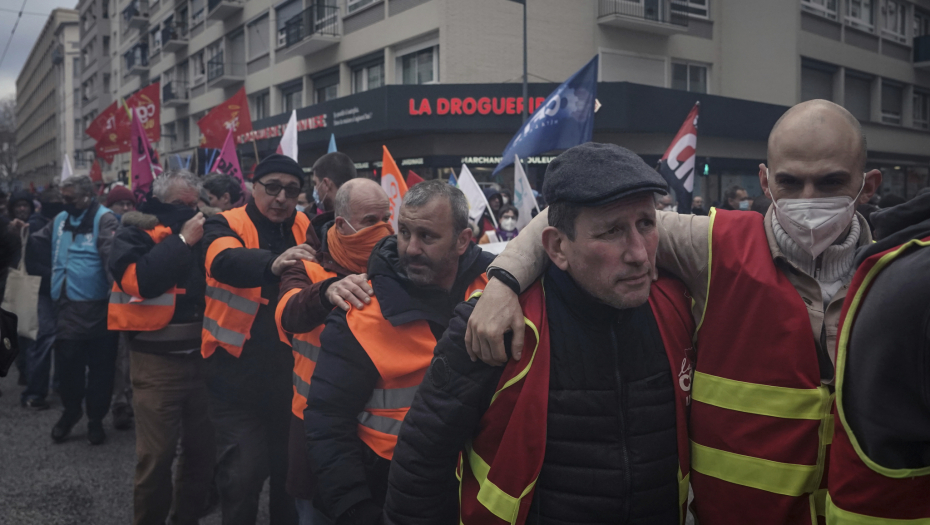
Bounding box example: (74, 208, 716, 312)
(251, 138, 260, 164)
(522, 0, 528, 123)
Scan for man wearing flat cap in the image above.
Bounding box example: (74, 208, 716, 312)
(201, 153, 314, 525)
(383, 143, 696, 525)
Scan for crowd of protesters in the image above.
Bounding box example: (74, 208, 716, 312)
(0, 97, 928, 525)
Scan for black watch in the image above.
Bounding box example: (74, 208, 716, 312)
(486, 267, 521, 295)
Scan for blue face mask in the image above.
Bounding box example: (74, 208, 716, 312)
(312, 188, 320, 206)
(739, 200, 750, 211)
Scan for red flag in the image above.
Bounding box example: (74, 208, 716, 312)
(406, 170, 424, 187)
(381, 146, 408, 231)
(87, 100, 131, 156)
(125, 82, 161, 143)
(658, 102, 700, 212)
(197, 87, 253, 149)
(89, 159, 102, 183)
(131, 107, 162, 200)
(211, 129, 246, 193)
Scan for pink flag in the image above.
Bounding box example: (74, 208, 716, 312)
(131, 106, 162, 200)
(276, 110, 298, 161)
(211, 129, 245, 193)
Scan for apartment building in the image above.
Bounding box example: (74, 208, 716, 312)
(15, 9, 81, 187)
(102, 0, 930, 200)
(76, 0, 115, 173)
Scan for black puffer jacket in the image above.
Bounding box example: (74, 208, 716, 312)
(304, 236, 493, 525)
(384, 265, 682, 525)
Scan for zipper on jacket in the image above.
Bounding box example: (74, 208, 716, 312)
(610, 322, 632, 524)
(814, 254, 823, 279)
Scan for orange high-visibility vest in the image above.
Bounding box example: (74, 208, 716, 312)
(202, 206, 310, 358)
(107, 224, 186, 331)
(348, 274, 488, 460)
(458, 275, 695, 525)
(690, 209, 834, 525)
(275, 260, 339, 419)
(826, 235, 930, 524)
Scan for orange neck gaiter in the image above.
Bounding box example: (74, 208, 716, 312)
(327, 222, 394, 274)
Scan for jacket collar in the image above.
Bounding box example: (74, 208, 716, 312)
(63, 200, 100, 233)
(544, 264, 624, 326)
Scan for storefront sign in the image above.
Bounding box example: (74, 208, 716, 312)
(408, 96, 548, 116)
(238, 113, 327, 143)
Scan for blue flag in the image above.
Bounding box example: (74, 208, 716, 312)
(328, 134, 337, 153)
(492, 56, 598, 175)
(448, 173, 457, 185)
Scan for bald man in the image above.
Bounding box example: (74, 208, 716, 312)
(465, 101, 882, 525)
(276, 178, 392, 523)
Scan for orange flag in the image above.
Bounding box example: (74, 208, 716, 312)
(381, 146, 408, 230)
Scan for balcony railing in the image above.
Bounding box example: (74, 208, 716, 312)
(122, 0, 149, 28)
(125, 45, 149, 73)
(915, 35, 930, 66)
(207, 51, 245, 86)
(161, 21, 189, 52)
(597, 0, 689, 28)
(207, 0, 244, 21)
(163, 80, 189, 104)
(284, 3, 340, 48)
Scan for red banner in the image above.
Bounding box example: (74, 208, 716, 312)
(89, 159, 102, 182)
(126, 82, 160, 143)
(197, 87, 253, 149)
(86, 82, 160, 158)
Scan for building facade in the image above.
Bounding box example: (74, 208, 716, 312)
(76, 0, 115, 175)
(92, 0, 930, 199)
(15, 9, 80, 187)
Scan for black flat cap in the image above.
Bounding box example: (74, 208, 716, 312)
(542, 142, 667, 206)
(253, 154, 305, 185)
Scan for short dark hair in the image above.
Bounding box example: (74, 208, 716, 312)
(202, 173, 242, 203)
(402, 179, 469, 234)
(548, 201, 582, 241)
(724, 185, 745, 202)
(312, 152, 357, 188)
(497, 204, 519, 220)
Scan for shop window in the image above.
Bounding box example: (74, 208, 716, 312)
(248, 14, 270, 60)
(800, 58, 836, 102)
(399, 47, 437, 85)
(847, 0, 873, 30)
(252, 91, 269, 120)
(881, 0, 907, 42)
(352, 61, 383, 93)
(281, 81, 303, 113)
(803, 0, 838, 20)
(671, 62, 707, 94)
(844, 72, 872, 122)
(881, 82, 903, 125)
(914, 91, 929, 130)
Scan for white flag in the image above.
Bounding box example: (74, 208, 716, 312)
(277, 110, 298, 162)
(457, 164, 497, 229)
(60, 154, 74, 182)
(513, 155, 539, 231)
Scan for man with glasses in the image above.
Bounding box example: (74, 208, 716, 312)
(202, 154, 313, 525)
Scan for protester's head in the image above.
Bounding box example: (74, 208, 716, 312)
(333, 178, 392, 236)
(310, 152, 357, 212)
(724, 185, 748, 210)
(691, 196, 704, 210)
(497, 205, 519, 232)
(297, 192, 310, 212)
(252, 154, 304, 223)
(760, 99, 881, 256)
(60, 176, 96, 217)
(105, 185, 137, 215)
(484, 189, 502, 213)
(542, 143, 667, 310)
(153, 170, 202, 210)
(202, 173, 242, 211)
(38, 188, 63, 219)
(9, 190, 35, 221)
(397, 180, 471, 290)
(655, 194, 674, 211)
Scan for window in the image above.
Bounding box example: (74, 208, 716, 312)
(276, 0, 302, 48)
(801, 59, 836, 102)
(101, 0, 108, 19)
(314, 71, 338, 103)
(252, 91, 269, 120)
(847, 0, 873, 29)
(678, 0, 709, 19)
(803, 0, 838, 20)
(916, 9, 930, 37)
(844, 72, 872, 121)
(103, 73, 110, 94)
(400, 47, 437, 85)
(103, 35, 110, 56)
(348, 0, 376, 14)
(191, 0, 204, 25)
(671, 62, 707, 93)
(178, 117, 189, 148)
(914, 91, 929, 130)
(880, 82, 903, 124)
(882, 0, 906, 41)
(352, 61, 383, 93)
(248, 14, 270, 60)
(151, 24, 162, 52)
(192, 51, 205, 82)
(281, 81, 302, 113)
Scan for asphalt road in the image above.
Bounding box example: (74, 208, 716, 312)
(0, 372, 269, 525)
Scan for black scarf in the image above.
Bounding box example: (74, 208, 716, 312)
(139, 198, 198, 233)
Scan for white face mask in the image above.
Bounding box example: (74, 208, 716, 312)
(767, 168, 865, 258)
(500, 217, 517, 231)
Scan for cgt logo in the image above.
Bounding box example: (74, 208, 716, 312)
(133, 98, 158, 126)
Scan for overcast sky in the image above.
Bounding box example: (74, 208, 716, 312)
(0, 0, 80, 101)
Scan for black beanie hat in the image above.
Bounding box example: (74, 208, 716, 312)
(253, 154, 305, 185)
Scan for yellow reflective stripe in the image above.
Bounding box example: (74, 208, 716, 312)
(678, 468, 690, 524)
(810, 488, 827, 520)
(835, 238, 930, 479)
(823, 412, 834, 445)
(694, 207, 715, 336)
(826, 493, 930, 524)
(691, 441, 819, 497)
(489, 317, 539, 406)
(466, 445, 536, 524)
(692, 371, 827, 420)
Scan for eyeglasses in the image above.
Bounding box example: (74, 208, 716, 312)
(256, 180, 302, 199)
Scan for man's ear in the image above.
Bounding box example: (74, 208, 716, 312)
(758, 163, 772, 199)
(456, 227, 473, 255)
(221, 192, 231, 206)
(860, 169, 882, 204)
(542, 226, 570, 271)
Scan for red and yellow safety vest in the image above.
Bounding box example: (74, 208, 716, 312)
(690, 209, 835, 525)
(202, 206, 310, 358)
(826, 235, 930, 524)
(107, 224, 186, 331)
(458, 275, 695, 525)
(348, 274, 488, 460)
(275, 260, 339, 419)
